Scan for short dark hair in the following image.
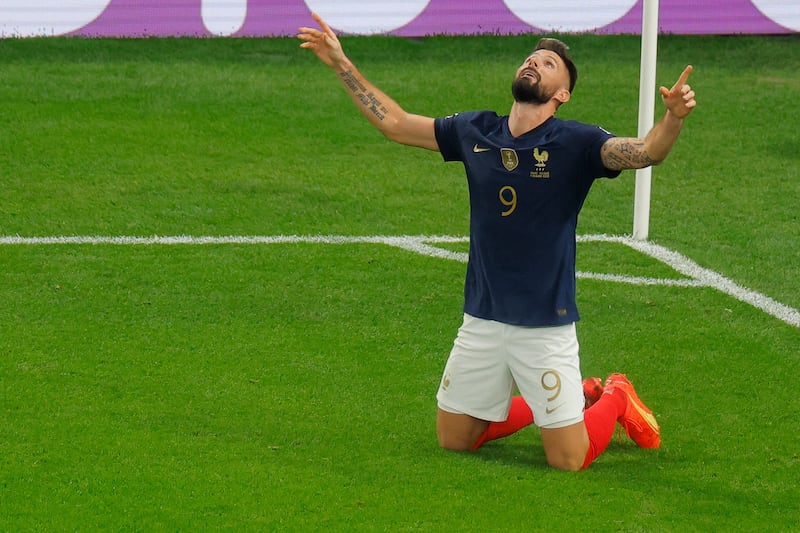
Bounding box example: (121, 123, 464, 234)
(534, 38, 578, 93)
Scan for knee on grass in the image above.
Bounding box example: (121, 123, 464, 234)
(437, 432, 477, 452)
(545, 450, 587, 471)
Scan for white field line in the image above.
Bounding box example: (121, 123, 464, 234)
(2, 233, 798, 328)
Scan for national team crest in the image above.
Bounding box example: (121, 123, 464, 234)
(533, 147, 549, 168)
(501, 148, 518, 171)
(530, 147, 551, 179)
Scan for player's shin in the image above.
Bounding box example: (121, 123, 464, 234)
(580, 391, 626, 469)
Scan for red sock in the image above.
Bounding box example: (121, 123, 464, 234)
(471, 396, 534, 450)
(581, 390, 627, 469)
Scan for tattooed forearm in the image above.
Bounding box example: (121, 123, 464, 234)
(601, 138, 660, 170)
(339, 70, 389, 121)
(340, 69, 366, 94)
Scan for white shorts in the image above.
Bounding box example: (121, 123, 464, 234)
(437, 314, 584, 429)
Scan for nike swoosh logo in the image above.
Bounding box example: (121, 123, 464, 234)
(472, 144, 491, 153)
(545, 403, 565, 415)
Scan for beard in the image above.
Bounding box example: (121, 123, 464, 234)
(511, 76, 552, 104)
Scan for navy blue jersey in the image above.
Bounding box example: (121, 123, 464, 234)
(434, 111, 619, 327)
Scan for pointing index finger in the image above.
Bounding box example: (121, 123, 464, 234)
(675, 65, 693, 88)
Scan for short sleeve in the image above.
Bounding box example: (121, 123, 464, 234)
(434, 113, 466, 162)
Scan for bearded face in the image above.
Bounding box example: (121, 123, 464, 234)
(511, 72, 555, 104)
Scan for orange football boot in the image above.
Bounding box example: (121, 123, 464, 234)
(603, 373, 661, 448)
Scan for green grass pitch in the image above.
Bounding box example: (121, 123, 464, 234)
(1, 33, 798, 530)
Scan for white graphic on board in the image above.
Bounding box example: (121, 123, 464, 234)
(303, 0, 431, 35)
(0, 0, 113, 37)
(750, 0, 800, 31)
(503, 0, 638, 32)
(202, 0, 248, 36)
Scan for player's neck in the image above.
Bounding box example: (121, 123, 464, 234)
(508, 101, 557, 138)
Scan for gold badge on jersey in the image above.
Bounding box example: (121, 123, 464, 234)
(530, 147, 551, 179)
(501, 148, 518, 171)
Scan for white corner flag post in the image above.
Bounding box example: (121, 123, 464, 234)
(632, 0, 659, 240)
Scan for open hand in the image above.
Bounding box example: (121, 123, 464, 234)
(297, 13, 346, 69)
(660, 65, 696, 119)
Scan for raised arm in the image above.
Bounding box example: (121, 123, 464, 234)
(297, 13, 439, 152)
(601, 65, 696, 171)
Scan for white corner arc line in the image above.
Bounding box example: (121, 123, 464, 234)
(575, 271, 704, 287)
(621, 237, 800, 328)
(1, 233, 797, 328)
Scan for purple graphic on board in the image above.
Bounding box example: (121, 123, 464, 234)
(0, 0, 794, 38)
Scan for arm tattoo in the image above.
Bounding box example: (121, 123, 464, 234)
(339, 70, 389, 121)
(601, 138, 659, 170)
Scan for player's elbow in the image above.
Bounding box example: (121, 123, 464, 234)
(374, 115, 403, 142)
(639, 147, 666, 168)
(381, 126, 404, 144)
(381, 113, 438, 150)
